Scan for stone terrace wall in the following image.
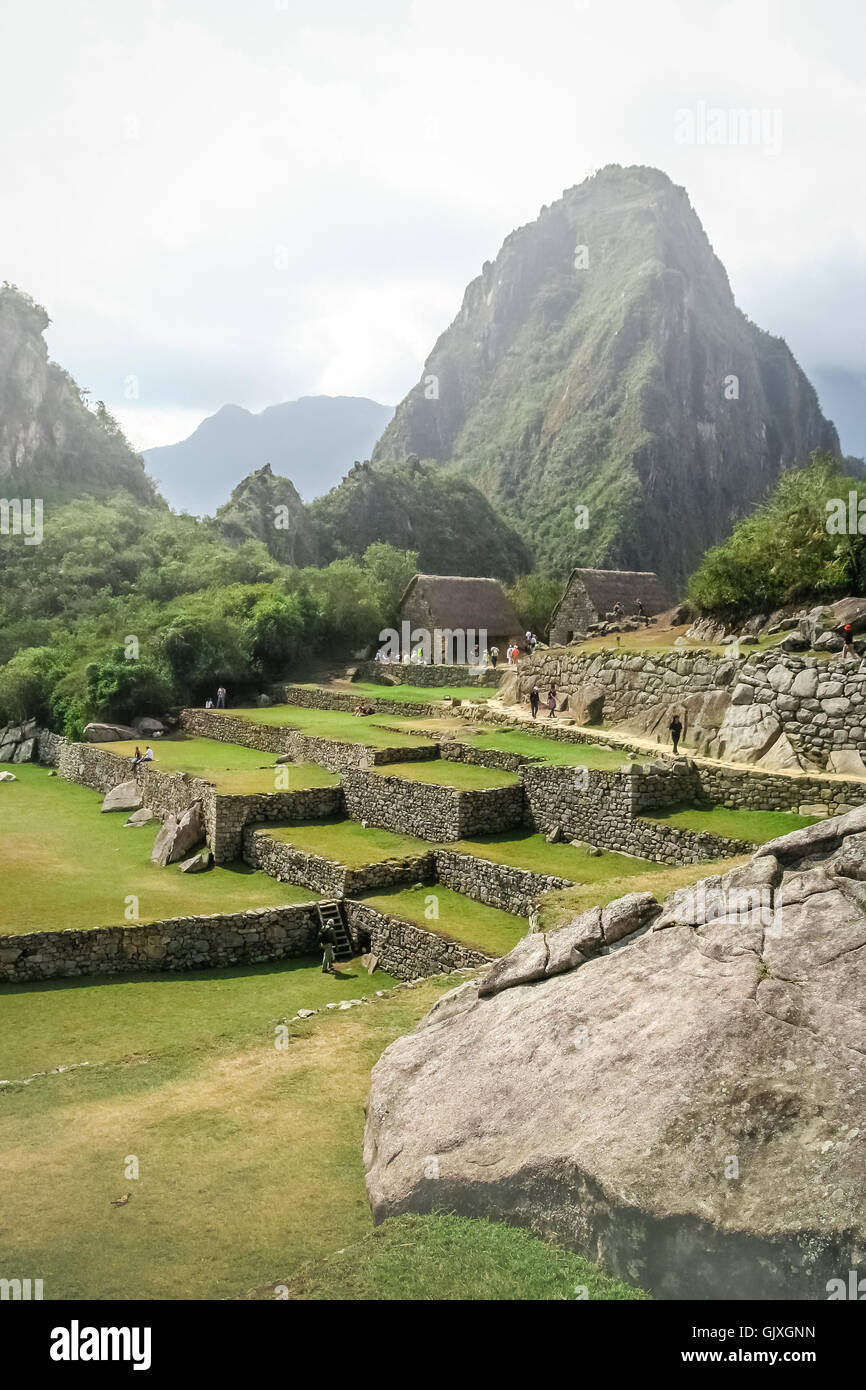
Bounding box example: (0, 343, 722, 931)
(179, 708, 437, 772)
(433, 849, 570, 916)
(55, 740, 215, 828)
(344, 900, 493, 979)
(271, 685, 445, 720)
(211, 787, 345, 861)
(696, 765, 866, 816)
(439, 740, 539, 772)
(515, 645, 866, 771)
(520, 764, 747, 864)
(352, 661, 501, 688)
(340, 769, 526, 841)
(0, 904, 320, 984)
(244, 828, 435, 897)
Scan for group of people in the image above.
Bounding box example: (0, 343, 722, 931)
(130, 745, 154, 772)
(491, 632, 539, 669)
(204, 686, 227, 710)
(528, 683, 559, 719)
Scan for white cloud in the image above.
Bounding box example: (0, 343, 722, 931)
(1, 0, 863, 439)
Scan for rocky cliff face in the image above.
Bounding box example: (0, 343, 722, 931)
(365, 809, 866, 1299)
(0, 284, 154, 504)
(373, 165, 840, 592)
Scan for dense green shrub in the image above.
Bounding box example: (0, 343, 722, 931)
(687, 452, 866, 619)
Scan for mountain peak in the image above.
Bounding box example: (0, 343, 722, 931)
(372, 169, 838, 588)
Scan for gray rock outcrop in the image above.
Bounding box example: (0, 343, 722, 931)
(83, 722, 138, 743)
(101, 780, 143, 813)
(151, 801, 206, 866)
(365, 818, 866, 1299)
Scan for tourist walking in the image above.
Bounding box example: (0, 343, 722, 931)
(841, 622, 856, 662)
(669, 714, 683, 755)
(529, 685, 540, 719)
(490, 644, 499, 668)
(216, 685, 227, 708)
(636, 598, 649, 627)
(547, 685, 557, 719)
(318, 918, 337, 974)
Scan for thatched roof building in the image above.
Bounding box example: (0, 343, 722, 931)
(396, 574, 521, 659)
(549, 568, 667, 645)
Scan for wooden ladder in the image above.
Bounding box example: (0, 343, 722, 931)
(316, 901, 353, 961)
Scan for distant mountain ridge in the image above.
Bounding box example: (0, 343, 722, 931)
(144, 395, 394, 515)
(372, 164, 841, 590)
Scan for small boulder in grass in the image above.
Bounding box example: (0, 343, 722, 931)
(179, 849, 214, 874)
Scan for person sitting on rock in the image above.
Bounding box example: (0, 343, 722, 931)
(130, 744, 142, 769)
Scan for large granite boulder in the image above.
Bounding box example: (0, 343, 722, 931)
(101, 780, 143, 813)
(132, 715, 166, 736)
(365, 819, 866, 1299)
(83, 721, 138, 742)
(151, 801, 206, 866)
(706, 702, 781, 763)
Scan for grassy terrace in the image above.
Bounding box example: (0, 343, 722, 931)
(216, 704, 430, 748)
(0, 765, 318, 935)
(0, 967, 641, 1300)
(457, 729, 632, 768)
(537, 855, 751, 931)
(101, 736, 339, 795)
(319, 681, 495, 703)
(360, 884, 527, 957)
(450, 830, 658, 882)
(643, 806, 821, 843)
(263, 818, 432, 866)
(371, 760, 518, 789)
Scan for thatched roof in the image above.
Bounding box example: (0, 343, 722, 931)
(551, 568, 668, 624)
(398, 574, 520, 634)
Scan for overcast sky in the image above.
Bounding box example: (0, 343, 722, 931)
(1, 0, 864, 452)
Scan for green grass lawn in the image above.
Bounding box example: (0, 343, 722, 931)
(459, 729, 633, 768)
(371, 760, 519, 789)
(536, 854, 750, 932)
(450, 830, 658, 882)
(218, 704, 430, 748)
(262, 818, 433, 866)
(0, 765, 318, 934)
(343, 681, 494, 703)
(100, 737, 339, 795)
(0, 966, 644, 1300)
(643, 805, 821, 844)
(360, 884, 527, 956)
(281, 1212, 648, 1301)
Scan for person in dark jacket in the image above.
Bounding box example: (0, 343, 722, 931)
(669, 713, 683, 755)
(841, 622, 856, 661)
(318, 919, 337, 973)
(529, 685, 540, 719)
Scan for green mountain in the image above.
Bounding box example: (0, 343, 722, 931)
(309, 455, 530, 581)
(0, 283, 156, 506)
(216, 463, 317, 568)
(372, 165, 840, 592)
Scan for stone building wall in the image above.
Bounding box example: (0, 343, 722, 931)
(340, 769, 526, 841)
(0, 904, 320, 984)
(344, 900, 493, 979)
